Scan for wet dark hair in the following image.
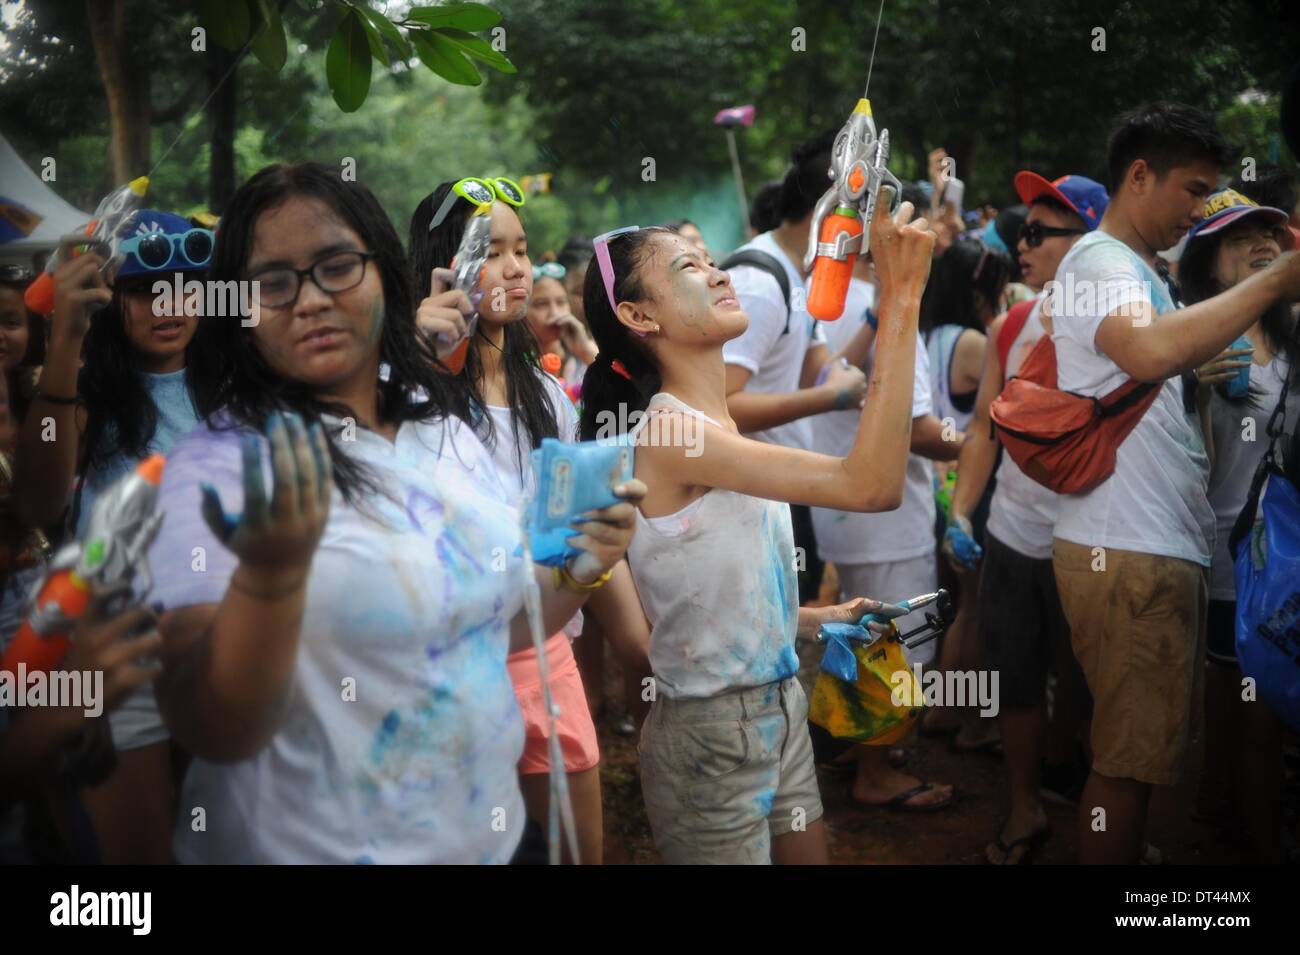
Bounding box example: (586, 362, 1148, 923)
(775, 129, 837, 224)
(1231, 163, 1298, 217)
(1178, 219, 1299, 406)
(748, 180, 783, 234)
(662, 218, 697, 232)
(1106, 102, 1237, 195)
(409, 181, 559, 473)
(578, 227, 674, 441)
(188, 161, 465, 503)
(920, 238, 1012, 337)
(556, 236, 594, 272)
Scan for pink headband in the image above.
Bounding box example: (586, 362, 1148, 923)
(592, 225, 640, 315)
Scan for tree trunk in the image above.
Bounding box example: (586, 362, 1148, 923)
(86, 0, 142, 183)
(207, 46, 238, 214)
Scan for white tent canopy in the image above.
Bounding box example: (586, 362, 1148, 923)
(0, 131, 91, 262)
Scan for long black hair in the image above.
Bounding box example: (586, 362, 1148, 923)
(1178, 219, 1300, 405)
(188, 161, 468, 503)
(577, 227, 673, 441)
(919, 238, 1012, 338)
(408, 181, 558, 472)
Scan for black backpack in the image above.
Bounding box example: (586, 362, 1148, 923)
(720, 249, 794, 335)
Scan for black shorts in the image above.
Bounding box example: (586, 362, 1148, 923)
(977, 531, 1090, 717)
(1206, 598, 1237, 665)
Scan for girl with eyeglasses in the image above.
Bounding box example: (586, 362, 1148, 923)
(409, 180, 650, 864)
(142, 162, 641, 864)
(576, 196, 935, 864)
(11, 208, 210, 864)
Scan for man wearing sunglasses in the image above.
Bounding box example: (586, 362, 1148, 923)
(945, 170, 1106, 863)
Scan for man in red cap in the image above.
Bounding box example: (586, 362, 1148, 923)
(946, 170, 1106, 863)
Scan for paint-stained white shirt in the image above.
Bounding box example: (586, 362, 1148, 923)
(148, 411, 527, 864)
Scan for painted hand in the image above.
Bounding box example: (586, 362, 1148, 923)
(200, 411, 333, 574)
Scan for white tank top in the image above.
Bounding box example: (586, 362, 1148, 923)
(985, 295, 1060, 560)
(626, 393, 800, 699)
(926, 324, 977, 432)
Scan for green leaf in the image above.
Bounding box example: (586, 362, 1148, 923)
(407, 3, 502, 32)
(410, 29, 482, 87)
(434, 27, 516, 74)
(200, 0, 252, 52)
(249, 0, 287, 72)
(356, 5, 414, 62)
(352, 4, 390, 66)
(326, 10, 373, 112)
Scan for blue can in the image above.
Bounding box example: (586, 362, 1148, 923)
(1227, 336, 1253, 397)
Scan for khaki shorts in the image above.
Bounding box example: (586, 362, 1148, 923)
(1052, 539, 1207, 786)
(637, 677, 823, 864)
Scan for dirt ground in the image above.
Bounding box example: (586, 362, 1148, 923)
(591, 623, 1296, 866)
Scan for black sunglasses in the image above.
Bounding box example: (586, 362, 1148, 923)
(1018, 221, 1086, 249)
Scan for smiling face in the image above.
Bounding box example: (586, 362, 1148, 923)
(243, 194, 386, 392)
(525, 275, 568, 346)
(475, 202, 531, 331)
(1211, 218, 1284, 290)
(631, 232, 747, 344)
(0, 286, 30, 374)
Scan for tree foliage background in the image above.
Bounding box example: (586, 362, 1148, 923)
(2, 0, 1298, 255)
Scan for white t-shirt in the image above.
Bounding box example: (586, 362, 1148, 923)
(148, 412, 528, 864)
(481, 371, 582, 638)
(1050, 230, 1214, 566)
(1207, 355, 1299, 599)
(985, 295, 1060, 560)
(723, 231, 827, 450)
(811, 278, 937, 564)
(627, 394, 800, 699)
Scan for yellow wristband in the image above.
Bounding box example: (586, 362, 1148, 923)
(553, 563, 613, 593)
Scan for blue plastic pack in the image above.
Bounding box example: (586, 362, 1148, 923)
(1226, 335, 1253, 398)
(528, 437, 635, 567)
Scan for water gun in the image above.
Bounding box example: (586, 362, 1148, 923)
(816, 590, 954, 682)
(24, 176, 150, 316)
(436, 205, 492, 375)
(943, 517, 983, 570)
(803, 97, 902, 321)
(0, 455, 165, 678)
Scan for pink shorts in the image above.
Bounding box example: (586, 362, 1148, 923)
(507, 633, 600, 775)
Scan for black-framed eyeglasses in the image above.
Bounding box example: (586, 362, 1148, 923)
(248, 250, 378, 309)
(1018, 222, 1087, 249)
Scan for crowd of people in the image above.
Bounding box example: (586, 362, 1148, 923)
(0, 99, 1298, 865)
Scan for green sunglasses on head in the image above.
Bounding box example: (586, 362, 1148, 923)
(429, 176, 525, 231)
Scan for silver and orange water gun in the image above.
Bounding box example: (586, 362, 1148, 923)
(803, 96, 902, 321)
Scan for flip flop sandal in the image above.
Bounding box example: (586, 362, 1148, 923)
(985, 822, 1052, 865)
(853, 780, 956, 813)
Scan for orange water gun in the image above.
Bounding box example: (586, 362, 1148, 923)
(23, 176, 150, 316)
(0, 455, 165, 678)
(803, 98, 902, 321)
